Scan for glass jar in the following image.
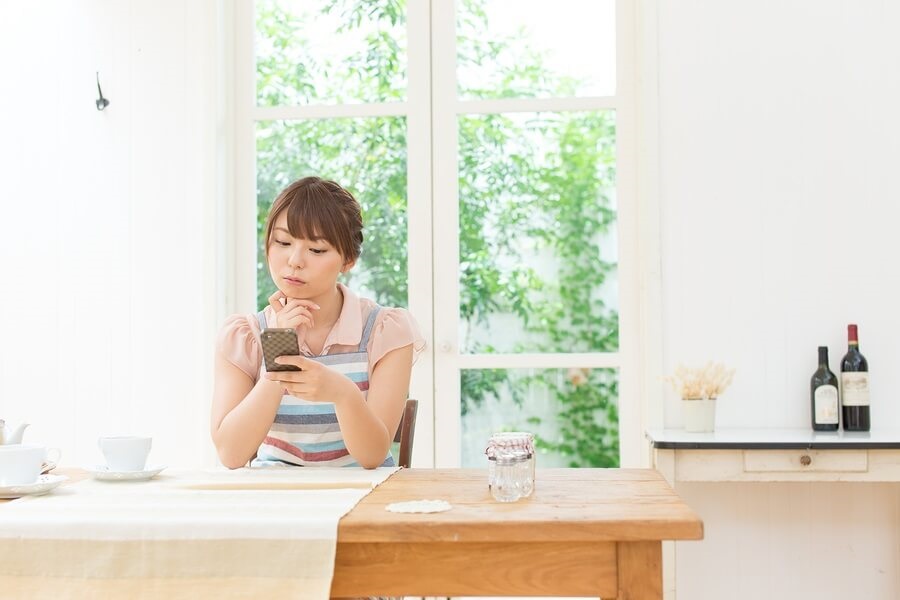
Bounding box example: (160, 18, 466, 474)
(490, 450, 530, 502)
(485, 431, 536, 497)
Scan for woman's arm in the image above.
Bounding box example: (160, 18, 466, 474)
(267, 344, 414, 469)
(335, 344, 414, 468)
(210, 352, 284, 469)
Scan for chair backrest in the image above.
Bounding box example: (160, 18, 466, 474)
(393, 398, 418, 468)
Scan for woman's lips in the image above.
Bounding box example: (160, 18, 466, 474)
(284, 276, 306, 285)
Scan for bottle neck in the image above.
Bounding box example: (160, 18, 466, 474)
(817, 347, 829, 366)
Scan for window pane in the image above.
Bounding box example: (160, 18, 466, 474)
(255, 0, 407, 106)
(461, 368, 619, 468)
(458, 111, 618, 354)
(256, 117, 409, 310)
(457, 0, 615, 99)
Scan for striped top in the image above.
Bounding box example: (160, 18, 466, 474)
(252, 307, 394, 468)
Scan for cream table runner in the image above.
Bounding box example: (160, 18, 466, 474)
(0, 466, 399, 599)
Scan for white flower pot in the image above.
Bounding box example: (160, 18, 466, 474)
(683, 398, 716, 432)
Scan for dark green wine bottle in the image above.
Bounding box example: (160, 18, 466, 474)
(810, 346, 839, 431)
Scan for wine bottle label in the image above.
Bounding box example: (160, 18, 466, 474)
(814, 385, 839, 424)
(841, 372, 870, 406)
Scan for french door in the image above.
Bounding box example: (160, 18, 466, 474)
(234, 0, 638, 468)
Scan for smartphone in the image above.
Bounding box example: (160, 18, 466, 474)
(259, 328, 302, 372)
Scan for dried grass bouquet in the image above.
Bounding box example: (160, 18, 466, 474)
(666, 361, 736, 400)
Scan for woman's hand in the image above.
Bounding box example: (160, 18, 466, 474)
(268, 290, 319, 329)
(264, 355, 362, 405)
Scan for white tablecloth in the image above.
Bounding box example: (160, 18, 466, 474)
(0, 466, 399, 599)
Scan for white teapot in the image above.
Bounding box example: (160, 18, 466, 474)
(0, 419, 29, 445)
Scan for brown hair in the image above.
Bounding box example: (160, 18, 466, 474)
(264, 177, 364, 263)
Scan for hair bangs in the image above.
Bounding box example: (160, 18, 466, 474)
(285, 184, 349, 256)
(264, 176, 363, 262)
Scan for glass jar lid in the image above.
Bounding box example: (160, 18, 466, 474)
(485, 431, 535, 459)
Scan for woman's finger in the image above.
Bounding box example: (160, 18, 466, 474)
(283, 298, 321, 311)
(268, 290, 287, 312)
(278, 311, 314, 329)
(266, 371, 306, 383)
(279, 355, 319, 374)
(282, 303, 314, 320)
(275, 355, 314, 369)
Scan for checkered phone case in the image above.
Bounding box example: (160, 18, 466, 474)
(260, 328, 302, 371)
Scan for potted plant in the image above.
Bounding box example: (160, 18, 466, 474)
(666, 362, 736, 432)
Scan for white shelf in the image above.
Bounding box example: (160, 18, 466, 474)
(648, 428, 900, 483)
(646, 427, 900, 449)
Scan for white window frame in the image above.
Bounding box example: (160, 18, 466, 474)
(432, 0, 646, 467)
(232, 0, 435, 466)
(229, 0, 659, 469)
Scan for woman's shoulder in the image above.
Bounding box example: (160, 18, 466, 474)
(215, 311, 267, 379)
(216, 310, 265, 340)
(362, 301, 426, 364)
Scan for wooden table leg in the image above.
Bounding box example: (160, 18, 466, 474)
(616, 541, 662, 600)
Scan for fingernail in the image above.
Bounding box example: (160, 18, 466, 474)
(313, 304, 321, 310)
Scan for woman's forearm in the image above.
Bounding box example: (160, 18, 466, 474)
(213, 377, 284, 468)
(334, 384, 392, 469)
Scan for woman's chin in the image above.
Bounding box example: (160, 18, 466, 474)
(281, 288, 314, 300)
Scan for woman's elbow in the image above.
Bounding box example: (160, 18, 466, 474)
(211, 433, 248, 469)
(357, 449, 389, 470)
(217, 449, 249, 470)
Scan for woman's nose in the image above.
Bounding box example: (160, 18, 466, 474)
(288, 248, 304, 268)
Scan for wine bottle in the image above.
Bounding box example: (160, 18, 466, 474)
(841, 323, 870, 431)
(810, 346, 839, 431)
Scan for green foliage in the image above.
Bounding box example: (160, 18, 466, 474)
(256, 0, 408, 308)
(255, 0, 619, 467)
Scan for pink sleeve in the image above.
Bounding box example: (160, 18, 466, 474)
(367, 307, 426, 368)
(215, 313, 262, 382)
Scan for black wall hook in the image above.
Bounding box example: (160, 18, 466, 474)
(95, 72, 110, 111)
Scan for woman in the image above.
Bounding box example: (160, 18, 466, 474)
(211, 176, 424, 469)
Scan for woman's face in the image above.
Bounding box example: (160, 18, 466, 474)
(267, 212, 352, 299)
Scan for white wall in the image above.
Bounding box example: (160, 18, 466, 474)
(657, 1, 900, 598)
(0, 0, 223, 468)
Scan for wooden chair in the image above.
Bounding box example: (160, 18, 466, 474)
(394, 398, 418, 468)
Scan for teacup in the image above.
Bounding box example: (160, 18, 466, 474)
(0, 444, 53, 486)
(98, 436, 152, 472)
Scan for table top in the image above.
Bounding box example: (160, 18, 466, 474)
(646, 427, 900, 449)
(2, 467, 703, 543)
(339, 468, 703, 543)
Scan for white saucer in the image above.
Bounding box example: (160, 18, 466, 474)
(0, 474, 68, 499)
(87, 464, 166, 482)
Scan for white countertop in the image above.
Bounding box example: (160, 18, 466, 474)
(646, 428, 900, 449)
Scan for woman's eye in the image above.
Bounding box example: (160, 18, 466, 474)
(310, 248, 326, 255)
(274, 240, 291, 247)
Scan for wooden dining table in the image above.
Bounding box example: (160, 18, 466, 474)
(1, 467, 702, 599)
(335, 468, 702, 599)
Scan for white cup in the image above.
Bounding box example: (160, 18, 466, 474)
(98, 436, 152, 472)
(0, 444, 49, 485)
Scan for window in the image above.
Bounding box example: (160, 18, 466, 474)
(235, 0, 637, 468)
